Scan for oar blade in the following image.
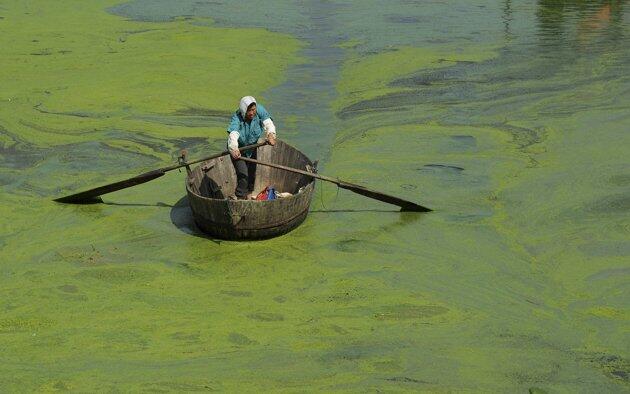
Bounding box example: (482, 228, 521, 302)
(54, 195, 104, 204)
(338, 182, 432, 212)
(54, 170, 165, 204)
(399, 203, 432, 213)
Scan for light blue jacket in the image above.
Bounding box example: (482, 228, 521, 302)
(226, 104, 272, 156)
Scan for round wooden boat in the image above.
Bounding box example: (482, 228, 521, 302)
(185, 140, 316, 240)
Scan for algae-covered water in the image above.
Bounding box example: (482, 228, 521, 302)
(1, 1, 629, 391)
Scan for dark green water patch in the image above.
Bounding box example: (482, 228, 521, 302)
(319, 344, 371, 364)
(0, 124, 53, 170)
(385, 15, 425, 24)
(333, 238, 397, 254)
(100, 330, 150, 352)
(174, 107, 231, 118)
(165, 137, 211, 156)
(74, 267, 157, 284)
(608, 173, 630, 187)
(1, 132, 218, 198)
(55, 245, 111, 267)
(34, 103, 115, 119)
(176, 262, 207, 277)
(492, 123, 545, 150)
(580, 243, 630, 259)
(312, 287, 366, 305)
(450, 135, 478, 150)
(384, 376, 432, 385)
(329, 325, 349, 335)
(586, 267, 630, 281)
(390, 59, 490, 88)
(339, 73, 614, 121)
(29, 49, 53, 56)
(585, 193, 630, 215)
(0, 125, 175, 170)
(444, 209, 495, 223)
(171, 331, 200, 343)
(0, 317, 53, 333)
(439, 121, 546, 151)
(228, 332, 258, 346)
(422, 164, 465, 172)
(142, 381, 217, 392)
(336, 90, 455, 120)
(109, 0, 308, 32)
(246, 312, 284, 322)
(132, 107, 232, 128)
(0, 143, 47, 170)
(107, 2, 185, 22)
(374, 304, 449, 321)
(584, 353, 630, 383)
(220, 290, 252, 298)
(57, 284, 78, 294)
(131, 111, 228, 129)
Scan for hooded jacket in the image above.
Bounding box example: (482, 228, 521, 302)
(227, 96, 276, 156)
(239, 96, 256, 117)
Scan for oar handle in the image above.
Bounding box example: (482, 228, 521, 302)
(160, 141, 268, 172)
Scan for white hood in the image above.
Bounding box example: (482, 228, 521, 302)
(239, 96, 256, 117)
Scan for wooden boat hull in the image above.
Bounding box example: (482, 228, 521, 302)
(185, 140, 315, 240)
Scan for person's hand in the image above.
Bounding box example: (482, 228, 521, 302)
(267, 133, 276, 146)
(230, 149, 241, 159)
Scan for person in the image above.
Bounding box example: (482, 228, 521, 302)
(226, 96, 277, 199)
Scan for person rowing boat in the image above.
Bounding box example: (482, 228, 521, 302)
(226, 96, 277, 200)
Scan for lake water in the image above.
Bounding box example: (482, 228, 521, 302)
(1, 0, 628, 391)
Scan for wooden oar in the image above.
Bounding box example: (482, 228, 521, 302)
(54, 142, 268, 204)
(239, 157, 432, 212)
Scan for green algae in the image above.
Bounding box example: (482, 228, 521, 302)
(334, 44, 500, 113)
(0, 0, 301, 152)
(0, 2, 306, 390)
(318, 2, 629, 391)
(1, 0, 629, 392)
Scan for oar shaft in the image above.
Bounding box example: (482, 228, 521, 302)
(239, 157, 431, 212)
(54, 142, 267, 203)
(239, 156, 334, 183)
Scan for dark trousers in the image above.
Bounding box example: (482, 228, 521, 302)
(231, 150, 257, 198)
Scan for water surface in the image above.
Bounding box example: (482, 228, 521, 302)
(1, 0, 629, 391)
